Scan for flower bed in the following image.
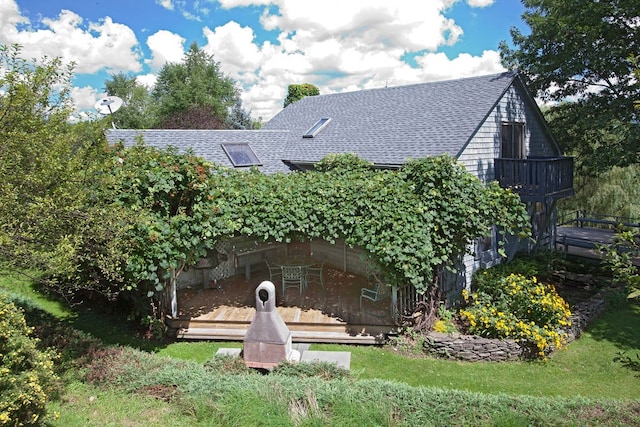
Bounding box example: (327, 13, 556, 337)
(423, 290, 607, 362)
(461, 274, 573, 357)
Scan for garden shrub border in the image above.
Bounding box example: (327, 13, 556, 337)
(423, 291, 607, 362)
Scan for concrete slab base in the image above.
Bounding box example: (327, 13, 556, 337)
(300, 350, 351, 370)
(215, 345, 350, 370)
(215, 348, 241, 357)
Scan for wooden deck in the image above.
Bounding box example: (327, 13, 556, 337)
(556, 226, 615, 258)
(169, 265, 397, 344)
(555, 226, 640, 266)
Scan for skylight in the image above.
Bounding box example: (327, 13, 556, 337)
(221, 143, 262, 167)
(303, 118, 331, 138)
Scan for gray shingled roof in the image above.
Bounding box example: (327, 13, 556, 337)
(106, 72, 521, 172)
(264, 71, 517, 166)
(105, 129, 293, 174)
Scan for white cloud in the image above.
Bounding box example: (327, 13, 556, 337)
(467, 0, 495, 7)
(414, 50, 505, 81)
(204, 0, 505, 120)
(136, 73, 158, 89)
(202, 21, 263, 78)
(240, 74, 288, 121)
(155, 0, 174, 11)
(145, 30, 185, 70)
(72, 85, 103, 111)
(2, 0, 509, 122)
(0, 5, 141, 75)
(259, 1, 464, 52)
(0, 0, 27, 41)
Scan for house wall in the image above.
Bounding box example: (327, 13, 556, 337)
(309, 239, 368, 276)
(453, 83, 559, 292)
(457, 84, 558, 183)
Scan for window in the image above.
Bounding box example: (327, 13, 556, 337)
(221, 143, 262, 167)
(476, 233, 494, 260)
(475, 227, 497, 267)
(500, 122, 525, 159)
(303, 118, 331, 138)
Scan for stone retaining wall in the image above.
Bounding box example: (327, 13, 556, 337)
(423, 293, 607, 362)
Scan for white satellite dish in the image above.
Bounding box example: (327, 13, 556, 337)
(95, 95, 123, 129)
(94, 95, 123, 115)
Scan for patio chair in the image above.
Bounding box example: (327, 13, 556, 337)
(305, 261, 325, 289)
(281, 265, 306, 295)
(264, 258, 282, 284)
(360, 281, 391, 313)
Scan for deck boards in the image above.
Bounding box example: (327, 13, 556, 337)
(173, 264, 395, 343)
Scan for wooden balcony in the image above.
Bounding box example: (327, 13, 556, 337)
(494, 157, 574, 202)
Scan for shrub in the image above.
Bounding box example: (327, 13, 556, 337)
(271, 361, 350, 380)
(204, 354, 255, 376)
(460, 273, 572, 358)
(598, 230, 640, 300)
(433, 303, 459, 333)
(0, 292, 60, 426)
(8, 293, 104, 372)
(472, 253, 554, 288)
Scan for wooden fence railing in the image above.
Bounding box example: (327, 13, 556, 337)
(559, 210, 640, 230)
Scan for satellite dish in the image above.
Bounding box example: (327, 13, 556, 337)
(94, 96, 123, 115)
(95, 96, 123, 129)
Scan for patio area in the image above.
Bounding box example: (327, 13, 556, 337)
(170, 262, 397, 344)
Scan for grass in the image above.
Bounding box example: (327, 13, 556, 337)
(151, 305, 640, 400)
(323, 302, 640, 399)
(156, 341, 243, 363)
(50, 346, 640, 426)
(2, 269, 640, 426)
(0, 270, 165, 352)
(48, 380, 193, 427)
(0, 270, 72, 319)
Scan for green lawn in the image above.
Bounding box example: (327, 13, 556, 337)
(150, 302, 640, 400)
(153, 307, 640, 400)
(3, 270, 639, 399)
(2, 269, 640, 426)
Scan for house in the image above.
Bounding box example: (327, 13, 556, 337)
(106, 71, 573, 316)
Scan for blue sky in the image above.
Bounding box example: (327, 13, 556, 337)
(1, 0, 527, 121)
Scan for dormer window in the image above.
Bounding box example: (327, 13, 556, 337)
(221, 143, 262, 167)
(303, 118, 331, 138)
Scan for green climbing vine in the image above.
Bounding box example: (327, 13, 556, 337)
(106, 145, 530, 305)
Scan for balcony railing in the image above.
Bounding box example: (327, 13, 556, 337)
(494, 157, 574, 202)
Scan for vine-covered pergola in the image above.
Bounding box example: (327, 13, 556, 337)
(109, 144, 530, 317)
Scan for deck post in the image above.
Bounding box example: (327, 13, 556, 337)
(391, 286, 398, 323)
(169, 267, 178, 318)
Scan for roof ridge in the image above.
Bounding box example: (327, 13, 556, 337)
(303, 71, 516, 100)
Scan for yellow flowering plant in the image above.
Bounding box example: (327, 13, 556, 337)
(0, 292, 60, 426)
(460, 273, 571, 358)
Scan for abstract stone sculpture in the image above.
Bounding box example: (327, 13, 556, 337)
(243, 281, 299, 369)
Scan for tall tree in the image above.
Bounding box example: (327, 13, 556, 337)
(151, 42, 239, 129)
(0, 44, 128, 293)
(500, 0, 640, 176)
(0, 46, 132, 295)
(284, 83, 320, 107)
(103, 72, 155, 129)
(0, 44, 75, 270)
